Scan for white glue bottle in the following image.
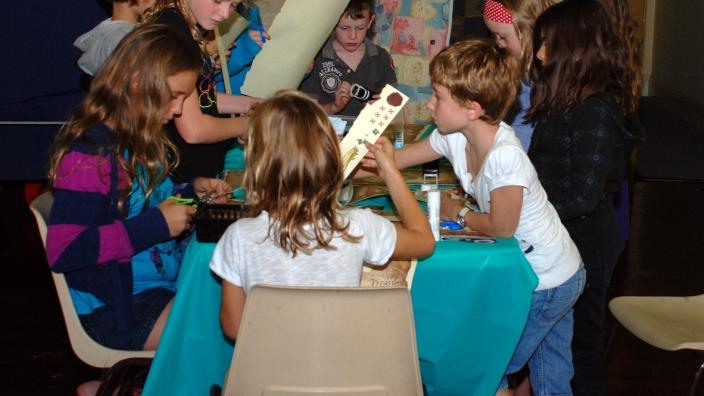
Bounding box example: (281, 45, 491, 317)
(421, 172, 440, 241)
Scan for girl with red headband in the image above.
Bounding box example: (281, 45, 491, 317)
(483, 0, 560, 151)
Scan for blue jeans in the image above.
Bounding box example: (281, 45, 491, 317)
(499, 264, 586, 396)
(79, 287, 174, 350)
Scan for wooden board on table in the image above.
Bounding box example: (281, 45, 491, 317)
(361, 259, 417, 289)
(352, 167, 458, 186)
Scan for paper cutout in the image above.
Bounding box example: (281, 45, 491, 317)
(340, 85, 409, 178)
(241, 0, 349, 98)
(328, 116, 348, 138)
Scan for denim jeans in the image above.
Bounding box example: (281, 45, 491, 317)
(79, 287, 174, 350)
(499, 264, 586, 396)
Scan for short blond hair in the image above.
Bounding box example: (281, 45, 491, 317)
(429, 39, 520, 124)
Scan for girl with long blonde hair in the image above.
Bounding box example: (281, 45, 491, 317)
(142, 0, 262, 183)
(210, 91, 435, 340)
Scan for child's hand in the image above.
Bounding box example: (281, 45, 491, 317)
(440, 191, 465, 221)
(248, 29, 270, 46)
(158, 200, 196, 237)
(364, 137, 398, 180)
(367, 93, 381, 106)
(193, 178, 232, 203)
(332, 81, 352, 114)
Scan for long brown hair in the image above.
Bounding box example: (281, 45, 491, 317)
(143, 0, 207, 55)
(48, 24, 201, 210)
(526, 0, 625, 121)
(244, 91, 360, 257)
(597, 0, 642, 113)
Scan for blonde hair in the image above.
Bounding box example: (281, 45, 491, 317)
(144, 0, 208, 55)
(497, 0, 561, 74)
(244, 91, 360, 256)
(48, 24, 201, 211)
(430, 39, 521, 124)
(144, 0, 254, 56)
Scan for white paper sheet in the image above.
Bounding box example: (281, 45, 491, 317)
(340, 85, 409, 178)
(241, 0, 350, 98)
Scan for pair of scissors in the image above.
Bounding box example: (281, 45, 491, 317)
(192, 190, 234, 221)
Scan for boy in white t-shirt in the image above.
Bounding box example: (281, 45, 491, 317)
(358, 39, 584, 396)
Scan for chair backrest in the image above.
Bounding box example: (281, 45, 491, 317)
(29, 192, 153, 368)
(222, 285, 423, 396)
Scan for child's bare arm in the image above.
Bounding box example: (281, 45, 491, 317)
(366, 138, 435, 259)
(173, 89, 249, 143)
(356, 138, 441, 178)
(220, 280, 247, 340)
(216, 92, 263, 115)
(463, 186, 523, 238)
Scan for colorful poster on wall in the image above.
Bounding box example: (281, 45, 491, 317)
(374, 0, 453, 123)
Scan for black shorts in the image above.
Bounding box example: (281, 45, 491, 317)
(79, 287, 174, 350)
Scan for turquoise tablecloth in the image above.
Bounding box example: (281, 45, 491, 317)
(143, 149, 537, 395)
(143, 237, 536, 396)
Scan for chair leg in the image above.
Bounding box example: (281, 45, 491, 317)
(689, 359, 704, 396)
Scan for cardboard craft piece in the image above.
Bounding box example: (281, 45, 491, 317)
(340, 84, 409, 178)
(241, 0, 349, 98)
(215, 12, 250, 95)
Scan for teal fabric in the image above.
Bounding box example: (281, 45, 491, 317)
(141, 237, 230, 396)
(143, 199, 537, 396)
(413, 237, 537, 395)
(223, 144, 245, 171)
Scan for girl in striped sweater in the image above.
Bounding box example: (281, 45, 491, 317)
(46, 24, 229, 352)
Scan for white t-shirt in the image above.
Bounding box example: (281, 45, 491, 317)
(210, 208, 397, 293)
(429, 122, 580, 290)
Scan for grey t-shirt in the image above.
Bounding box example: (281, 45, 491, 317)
(210, 208, 397, 293)
(74, 18, 135, 76)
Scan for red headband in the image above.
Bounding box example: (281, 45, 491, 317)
(484, 0, 513, 24)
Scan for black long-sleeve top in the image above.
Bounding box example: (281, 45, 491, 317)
(528, 93, 628, 223)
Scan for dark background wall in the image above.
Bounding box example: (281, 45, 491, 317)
(0, 2, 108, 180)
(0, 0, 486, 181)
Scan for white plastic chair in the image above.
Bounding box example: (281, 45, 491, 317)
(222, 285, 424, 396)
(609, 294, 704, 396)
(29, 192, 153, 369)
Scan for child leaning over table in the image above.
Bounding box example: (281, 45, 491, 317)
(356, 39, 585, 396)
(299, 0, 397, 117)
(209, 91, 435, 341)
